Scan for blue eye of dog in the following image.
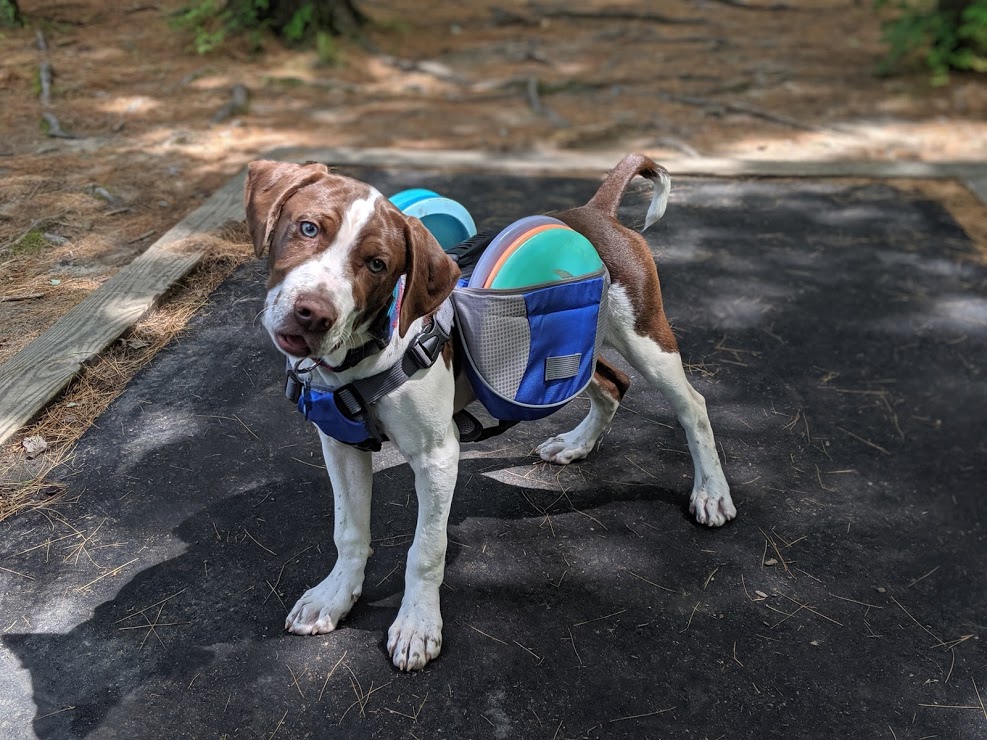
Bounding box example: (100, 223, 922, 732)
(368, 258, 386, 273)
(299, 221, 319, 238)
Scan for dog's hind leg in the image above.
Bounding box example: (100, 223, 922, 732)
(608, 287, 736, 527)
(536, 357, 629, 464)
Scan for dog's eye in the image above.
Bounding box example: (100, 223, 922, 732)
(299, 221, 319, 238)
(367, 258, 386, 274)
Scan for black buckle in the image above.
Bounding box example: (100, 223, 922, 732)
(408, 319, 448, 370)
(284, 357, 319, 403)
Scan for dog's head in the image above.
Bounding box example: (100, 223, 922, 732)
(244, 160, 460, 360)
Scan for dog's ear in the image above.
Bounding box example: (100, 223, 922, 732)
(244, 160, 329, 258)
(399, 215, 461, 337)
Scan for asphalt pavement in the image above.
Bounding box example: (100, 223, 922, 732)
(1, 168, 985, 739)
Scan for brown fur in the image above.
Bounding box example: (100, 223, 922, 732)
(593, 356, 631, 401)
(398, 216, 461, 337)
(554, 153, 679, 354)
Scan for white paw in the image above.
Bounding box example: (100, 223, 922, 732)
(689, 482, 737, 527)
(285, 571, 363, 635)
(536, 432, 594, 465)
(387, 601, 443, 671)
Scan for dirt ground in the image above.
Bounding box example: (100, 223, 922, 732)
(1, 0, 986, 445)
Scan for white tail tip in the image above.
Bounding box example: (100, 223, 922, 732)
(643, 168, 671, 232)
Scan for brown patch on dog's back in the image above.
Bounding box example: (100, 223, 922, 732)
(556, 207, 679, 354)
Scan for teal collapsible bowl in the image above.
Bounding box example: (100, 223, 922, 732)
(389, 188, 440, 212)
(401, 196, 477, 251)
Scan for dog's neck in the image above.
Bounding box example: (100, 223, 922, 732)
(310, 277, 433, 387)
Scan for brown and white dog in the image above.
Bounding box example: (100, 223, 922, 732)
(244, 154, 736, 671)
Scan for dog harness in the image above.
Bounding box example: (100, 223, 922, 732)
(284, 227, 607, 451)
(284, 277, 451, 451)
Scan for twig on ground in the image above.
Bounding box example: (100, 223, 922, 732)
(286, 663, 305, 699)
(622, 568, 677, 593)
(467, 623, 508, 645)
(888, 594, 944, 646)
(906, 565, 940, 588)
(39, 61, 53, 108)
(703, 0, 795, 11)
(609, 707, 675, 723)
(318, 652, 347, 703)
(836, 426, 891, 455)
(540, 8, 706, 24)
(680, 601, 701, 633)
(41, 112, 77, 139)
(0, 292, 45, 302)
(512, 639, 544, 664)
(566, 626, 583, 665)
(267, 708, 288, 739)
(573, 609, 627, 627)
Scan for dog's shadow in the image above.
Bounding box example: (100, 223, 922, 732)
(2, 446, 693, 739)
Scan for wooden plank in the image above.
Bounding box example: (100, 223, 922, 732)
(0, 170, 246, 445)
(963, 175, 987, 207)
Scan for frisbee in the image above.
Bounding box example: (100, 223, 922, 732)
(482, 224, 567, 288)
(488, 228, 602, 290)
(469, 215, 566, 288)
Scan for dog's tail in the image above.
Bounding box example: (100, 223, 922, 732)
(586, 153, 670, 232)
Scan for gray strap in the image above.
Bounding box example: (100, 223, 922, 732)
(339, 299, 455, 416)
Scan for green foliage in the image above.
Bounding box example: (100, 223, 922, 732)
(0, 0, 22, 28)
(281, 2, 313, 42)
(11, 229, 48, 255)
(172, 0, 237, 55)
(172, 0, 277, 54)
(173, 0, 359, 54)
(877, 0, 987, 84)
(315, 30, 338, 64)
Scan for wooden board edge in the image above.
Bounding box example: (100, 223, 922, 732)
(0, 170, 247, 446)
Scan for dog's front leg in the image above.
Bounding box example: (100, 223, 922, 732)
(386, 420, 459, 671)
(286, 432, 373, 635)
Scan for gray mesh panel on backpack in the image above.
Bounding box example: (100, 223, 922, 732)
(451, 291, 531, 400)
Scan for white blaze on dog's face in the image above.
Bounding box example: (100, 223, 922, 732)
(243, 160, 460, 362)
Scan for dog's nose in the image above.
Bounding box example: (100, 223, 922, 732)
(293, 294, 336, 334)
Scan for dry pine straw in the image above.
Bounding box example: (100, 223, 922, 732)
(0, 224, 252, 522)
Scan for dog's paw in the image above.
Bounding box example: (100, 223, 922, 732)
(689, 483, 737, 527)
(387, 601, 442, 671)
(285, 572, 363, 635)
(536, 432, 595, 465)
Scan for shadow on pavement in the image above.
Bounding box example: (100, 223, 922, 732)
(2, 170, 985, 739)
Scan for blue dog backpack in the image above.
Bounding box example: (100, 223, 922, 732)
(389, 189, 610, 423)
(443, 226, 610, 423)
(450, 268, 609, 422)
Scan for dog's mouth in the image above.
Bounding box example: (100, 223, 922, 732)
(275, 332, 311, 357)
(274, 332, 347, 359)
